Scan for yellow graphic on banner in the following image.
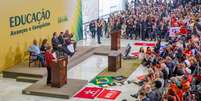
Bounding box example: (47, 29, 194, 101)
(0, 0, 82, 71)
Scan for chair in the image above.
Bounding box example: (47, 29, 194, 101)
(28, 52, 41, 67)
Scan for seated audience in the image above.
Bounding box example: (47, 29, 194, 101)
(123, 44, 131, 57)
(139, 47, 145, 60)
(64, 30, 77, 50)
(40, 39, 48, 53)
(28, 40, 45, 67)
(58, 32, 65, 45)
(138, 92, 151, 101)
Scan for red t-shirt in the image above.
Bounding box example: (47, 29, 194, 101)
(171, 17, 178, 27)
(183, 50, 192, 56)
(169, 84, 182, 101)
(180, 27, 188, 35)
(45, 51, 54, 66)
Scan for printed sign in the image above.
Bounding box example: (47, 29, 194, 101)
(134, 42, 156, 47)
(169, 27, 180, 37)
(131, 52, 139, 56)
(74, 87, 103, 99)
(97, 89, 121, 100)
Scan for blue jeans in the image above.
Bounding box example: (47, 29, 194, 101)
(97, 29, 101, 44)
(37, 54, 45, 66)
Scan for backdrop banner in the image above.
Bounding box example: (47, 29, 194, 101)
(0, 0, 83, 71)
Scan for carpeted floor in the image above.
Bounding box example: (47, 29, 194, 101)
(98, 59, 142, 77)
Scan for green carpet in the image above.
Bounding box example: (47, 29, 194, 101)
(98, 59, 141, 78)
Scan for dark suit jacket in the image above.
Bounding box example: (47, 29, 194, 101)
(51, 37, 60, 51)
(58, 35, 64, 45)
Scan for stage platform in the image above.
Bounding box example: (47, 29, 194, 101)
(3, 66, 46, 79)
(23, 78, 88, 99)
(2, 46, 126, 79)
(2, 46, 95, 79)
(68, 46, 95, 69)
(2, 46, 126, 99)
(94, 46, 126, 56)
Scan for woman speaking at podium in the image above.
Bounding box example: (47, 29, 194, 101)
(44, 46, 55, 85)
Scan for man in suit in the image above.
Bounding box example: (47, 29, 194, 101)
(58, 32, 65, 45)
(51, 32, 63, 57)
(51, 32, 61, 51)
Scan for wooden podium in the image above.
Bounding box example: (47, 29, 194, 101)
(111, 30, 121, 50)
(108, 51, 121, 72)
(50, 57, 68, 88)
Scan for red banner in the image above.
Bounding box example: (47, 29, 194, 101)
(97, 89, 121, 100)
(134, 42, 156, 47)
(131, 52, 139, 56)
(74, 87, 103, 99)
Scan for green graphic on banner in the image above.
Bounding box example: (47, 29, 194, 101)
(75, 0, 83, 40)
(90, 76, 113, 87)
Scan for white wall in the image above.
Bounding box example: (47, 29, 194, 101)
(99, 0, 124, 17)
(82, 0, 127, 23)
(82, 0, 99, 23)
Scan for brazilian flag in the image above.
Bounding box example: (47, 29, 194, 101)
(90, 76, 113, 87)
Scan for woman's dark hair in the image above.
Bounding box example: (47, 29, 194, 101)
(97, 18, 100, 22)
(42, 39, 48, 46)
(53, 32, 57, 36)
(139, 91, 146, 96)
(140, 47, 144, 53)
(154, 80, 162, 89)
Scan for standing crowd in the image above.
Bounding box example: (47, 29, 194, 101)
(89, 0, 201, 43)
(116, 1, 201, 101)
